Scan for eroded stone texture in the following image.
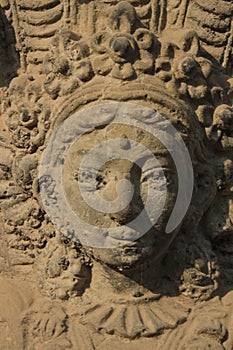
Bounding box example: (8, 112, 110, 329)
(0, 1, 233, 349)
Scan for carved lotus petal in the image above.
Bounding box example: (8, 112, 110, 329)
(134, 51, 154, 74)
(125, 306, 146, 338)
(111, 62, 135, 80)
(44, 73, 60, 99)
(74, 59, 93, 82)
(55, 56, 70, 75)
(81, 298, 190, 339)
(92, 54, 114, 76)
(66, 41, 90, 61)
(92, 32, 111, 54)
(109, 1, 137, 33)
(134, 28, 154, 50)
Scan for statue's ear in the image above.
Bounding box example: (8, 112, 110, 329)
(181, 31, 200, 56)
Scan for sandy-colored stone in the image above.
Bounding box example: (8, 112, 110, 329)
(0, 1, 233, 349)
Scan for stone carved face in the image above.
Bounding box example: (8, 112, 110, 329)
(63, 122, 179, 268)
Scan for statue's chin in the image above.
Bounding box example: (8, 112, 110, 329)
(89, 227, 179, 269)
(90, 244, 159, 269)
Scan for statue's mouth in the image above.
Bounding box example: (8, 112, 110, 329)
(121, 247, 140, 255)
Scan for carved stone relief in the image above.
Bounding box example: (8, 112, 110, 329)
(0, 1, 233, 349)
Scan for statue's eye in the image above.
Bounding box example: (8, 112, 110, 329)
(96, 175, 104, 183)
(141, 168, 156, 182)
(74, 169, 96, 182)
(141, 168, 165, 183)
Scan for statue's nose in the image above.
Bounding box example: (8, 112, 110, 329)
(100, 171, 144, 224)
(100, 176, 132, 202)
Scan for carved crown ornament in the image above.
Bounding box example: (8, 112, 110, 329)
(2, 1, 232, 152)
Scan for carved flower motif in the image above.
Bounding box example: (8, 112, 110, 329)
(42, 2, 159, 89)
(92, 28, 157, 80)
(43, 33, 93, 98)
(206, 104, 233, 150)
(74, 59, 93, 82)
(109, 33, 137, 63)
(156, 30, 211, 102)
(78, 295, 190, 339)
(6, 77, 49, 152)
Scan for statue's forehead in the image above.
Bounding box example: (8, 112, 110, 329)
(65, 131, 173, 174)
(67, 122, 168, 151)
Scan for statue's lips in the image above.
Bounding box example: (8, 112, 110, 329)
(116, 241, 149, 255)
(121, 247, 141, 255)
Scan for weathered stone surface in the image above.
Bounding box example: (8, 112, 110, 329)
(0, 1, 233, 349)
